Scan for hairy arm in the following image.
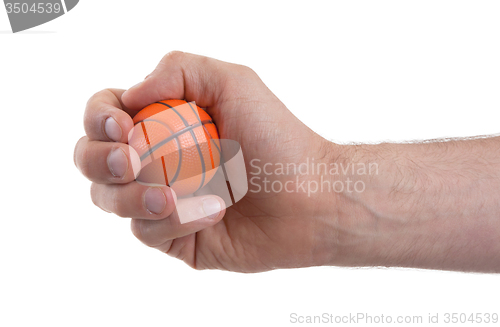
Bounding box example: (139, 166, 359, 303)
(326, 136, 500, 273)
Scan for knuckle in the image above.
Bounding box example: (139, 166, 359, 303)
(85, 89, 113, 110)
(84, 91, 109, 137)
(225, 64, 259, 87)
(223, 64, 260, 95)
(235, 64, 257, 77)
(85, 93, 95, 108)
(85, 89, 105, 108)
(161, 50, 185, 64)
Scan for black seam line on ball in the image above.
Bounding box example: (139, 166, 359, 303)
(160, 102, 206, 191)
(137, 118, 182, 185)
(187, 102, 219, 174)
(136, 119, 218, 187)
(135, 119, 215, 163)
(200, 123, 234, 204)
(201, 124, 221, 157)
(199, 124, 233, 204)
(187, 101, 202, 124)
(147, 102, 205, 190)
(138, 120, 204, 161)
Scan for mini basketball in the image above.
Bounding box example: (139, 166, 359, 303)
(128, 99, 221, 196)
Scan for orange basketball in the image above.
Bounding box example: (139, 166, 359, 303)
(128, 99, 221, 196)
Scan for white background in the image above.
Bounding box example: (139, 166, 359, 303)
(1, 1, 499, 326)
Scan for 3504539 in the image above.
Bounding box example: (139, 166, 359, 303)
(443, 313, 498, 324)
(5, 2, 62, 14)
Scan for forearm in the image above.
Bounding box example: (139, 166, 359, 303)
(328, 136, 500, 272)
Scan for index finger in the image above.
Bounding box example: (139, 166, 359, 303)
(84, 88, 135, 142)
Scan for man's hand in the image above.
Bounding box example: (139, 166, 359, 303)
(74, 52, 344, 272)
(75, 51, 500, 273)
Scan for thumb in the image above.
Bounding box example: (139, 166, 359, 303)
(131, 194, 227, 249)
(121, 51, 231, 112)
(175, 194, 227, 225)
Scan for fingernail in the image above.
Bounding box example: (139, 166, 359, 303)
(144, 188, 166, 214)
(202, 197, 221, 220)
(107, 148, 128, 178)
(104, 117, 122, 142)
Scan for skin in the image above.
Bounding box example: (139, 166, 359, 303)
(74, 51, 500, 273)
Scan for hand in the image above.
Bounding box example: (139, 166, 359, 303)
(75, 52, 343, 272)
(75, 51, 500, 273)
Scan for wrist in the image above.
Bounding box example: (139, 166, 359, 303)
(316, 141, 393, 267)
(309, 139, 383, 267)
